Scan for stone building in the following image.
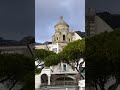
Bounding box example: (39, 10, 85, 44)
(85, 8, 113, 37)
(35, 16, 85, 53)
(35, 16, 85, 90)
(52, 16, 73, 43)
(0, 44, 34, 57)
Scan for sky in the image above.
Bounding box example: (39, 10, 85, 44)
(0, 0, 119, 42)
(0, 0, 34, 41)
(35, 0, 85, 43)
(86, 0, 120, 14)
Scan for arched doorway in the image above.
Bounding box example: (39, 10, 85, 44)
(54, 76, 75, 85)
(41, 74, 48, 85)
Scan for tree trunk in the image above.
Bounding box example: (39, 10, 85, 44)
(99, 82, 105, 90)
(95, 81, 98, 90)
(108, 78, 120, 90)
(9, 80, 17, 90)
(101, 88, 105, 90)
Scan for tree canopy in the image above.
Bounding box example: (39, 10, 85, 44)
(59, 39, 85, 73)
(0, 53, 34, 90)
(61, 39, 85, 59)
(35, 49, 55, 74)
(43, 39, 85, 74)
(86, 29, 120, 90)
(45, 54, 61, 67)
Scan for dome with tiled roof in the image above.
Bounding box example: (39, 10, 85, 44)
(54, 16, 69, 28)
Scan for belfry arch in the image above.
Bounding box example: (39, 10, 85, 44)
(63, 35, 65, 41)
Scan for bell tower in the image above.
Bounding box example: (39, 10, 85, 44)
(52, 16, 73, 43)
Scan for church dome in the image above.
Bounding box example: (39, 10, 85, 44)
(54, 16, 69, 28)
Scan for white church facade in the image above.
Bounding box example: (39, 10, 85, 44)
(35, 16, 85, 90)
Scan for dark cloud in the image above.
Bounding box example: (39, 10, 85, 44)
(0, 0, 34, 40)
(86, 0, 120, 14)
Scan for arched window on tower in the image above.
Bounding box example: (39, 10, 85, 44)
(63, 35, 65, 41)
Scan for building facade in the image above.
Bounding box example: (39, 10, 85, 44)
(85, 8, 113, 37)
(35, 16, 85, 90)
(52, 16, 74, 43)
(0, 44, 34, 57)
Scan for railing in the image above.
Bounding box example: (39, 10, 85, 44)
(41, 81, 77, 87)
(51, 81, 77, 86)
